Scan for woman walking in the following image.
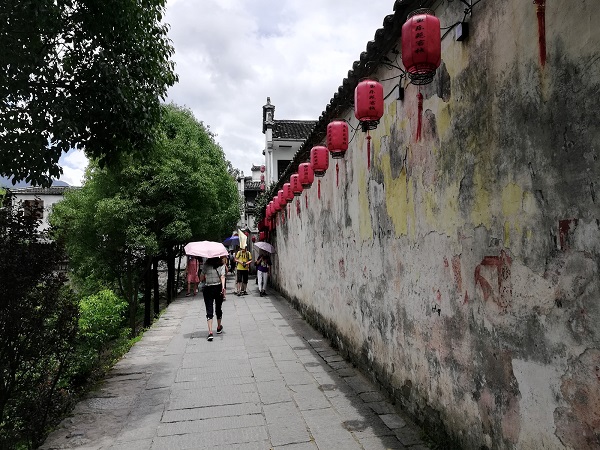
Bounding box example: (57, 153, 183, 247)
(186, 256, 200, 296)
(199, 257, 226, 341)
(256, 251, 271, 296)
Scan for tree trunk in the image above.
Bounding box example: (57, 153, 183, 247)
(153, 257, 160, 317)
(144, 256, 152, 327)
(166, 246, 175, 304)
(127, 263, 137, 337)
(176, 246, 182, 296)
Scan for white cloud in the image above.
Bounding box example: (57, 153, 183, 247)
(164, 0, 395, 174)
(58, 148, 87, 186)
(59, 1, 395, 183)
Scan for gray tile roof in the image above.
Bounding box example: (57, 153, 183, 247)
(8, 186, 77, 195)
(273, 120, 317, 140)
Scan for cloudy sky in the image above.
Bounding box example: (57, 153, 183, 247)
(58, 0, 395, 186)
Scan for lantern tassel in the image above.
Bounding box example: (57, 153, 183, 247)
(336, 162, 339, 187)
(366, 132, 371, 170)
(305, 192, 308, 209)
(416, 92, 423, 142)
(534, 0, 546, 67)
(296, 198, 300, 216)
(318, 179, 321, 200)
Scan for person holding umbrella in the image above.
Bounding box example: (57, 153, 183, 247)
(255, 251, 271, 296)
(199, 257, 227, 341)
(183, 241, 229, 341)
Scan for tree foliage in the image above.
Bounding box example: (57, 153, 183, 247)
(0, 194, 79, 448)
(50, 104, 240, 332)
(0, 0, 177, 186)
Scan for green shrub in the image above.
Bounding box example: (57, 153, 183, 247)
(78, 289, 127, 348)
(66, 290, 127, 382)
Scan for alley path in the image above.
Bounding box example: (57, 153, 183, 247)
(41, 276, 431, 450)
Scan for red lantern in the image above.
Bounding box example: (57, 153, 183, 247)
(310, 146, 329, 177)
(401, 9, 441, 85)
(259, 231, 266, 241)
(354, 79, 384, 125)
(283, 182, 294, 203)
(266, 202, 273, 218)
(354, 79, 384, 170)
(260, 182, 265, 191)
(290, 174, 303, 196)
(251, 236, 256, 242)
(327, 120, 349, 159)
(298, 162, 314, 188)
(260, 174, 265, 182)
(278, 189, 286, 208)
(260, 165, 265, 173)
(273, 196, 281, 212)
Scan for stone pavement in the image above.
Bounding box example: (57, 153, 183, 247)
(41, 276, 432, 450)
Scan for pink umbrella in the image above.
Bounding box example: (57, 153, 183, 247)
(184, 241, 228, 258)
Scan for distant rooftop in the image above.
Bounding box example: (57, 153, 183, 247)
(9, 185, 76, 195)
(272, 120, 317, 140)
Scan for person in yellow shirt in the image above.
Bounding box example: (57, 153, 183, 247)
(235, 247, 252, 295)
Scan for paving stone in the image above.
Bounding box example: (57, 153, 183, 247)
(157, 413, 265, 436)
(301, 407, 362, 449)
(289, 384, 331, 411)
(360, 390, 387, 403)
(151, 425, 269, 449)
(252, 366, 285, 382)
(167, 388, 259, 410)
(379, 413, 407, 429)
(268, 424, 312, 447)
(345, 374, 377, 394)
(282, 370, 316, 386)
(110, 438, 154, 450)
(357, 435, 408, 450)
(256, 380, 293, 404)
(173, 375, 256, 390)
(367, 401, 398, 415)
(162, 402, 262, 423)
(276, 360, 305, 373)
(395, 427, 426, 446)
(175, 366, 253, 382)
(272, 442, 318, 450)
(263, 401, 304, 425)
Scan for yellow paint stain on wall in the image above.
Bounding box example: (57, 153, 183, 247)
(424, 189, 437, 226)
(381, 154, 414, 237)
(437, 104, 451, 138)
(504, 221, 511, 248)
(441, 181, 460, 235)
(502, 182, 523, 217)
(422, 181, 460, 236)
(470, 169, 492, 228)
(358, 169, 373, 241)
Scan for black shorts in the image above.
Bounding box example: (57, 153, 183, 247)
(236, 270, 249, 284)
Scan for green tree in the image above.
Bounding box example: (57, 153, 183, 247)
(0, 194, 79, 448)
(51, 104, 240, 333)
(0, 0, 177, 186)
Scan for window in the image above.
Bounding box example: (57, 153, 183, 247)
(23, 199, 44, 219)
(277, 160, 291, 179)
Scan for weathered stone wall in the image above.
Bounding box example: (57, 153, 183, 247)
(269, 1, 600, 449)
